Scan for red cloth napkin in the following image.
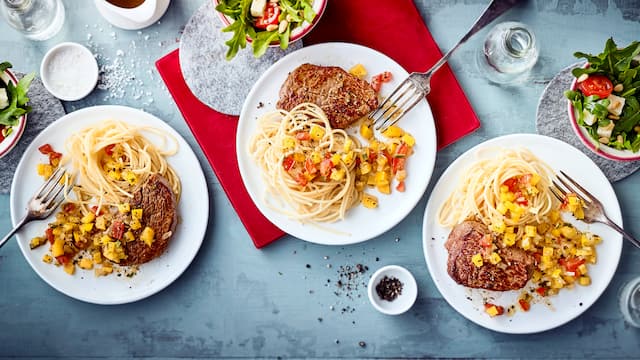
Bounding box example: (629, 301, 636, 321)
(155, 0, 480, 249)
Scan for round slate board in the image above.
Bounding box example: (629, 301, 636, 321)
(179, 0, 303, 115)
(536, 63, 640, 182)
(0, 74, 65, 194)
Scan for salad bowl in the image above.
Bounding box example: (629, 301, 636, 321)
(0, 67, 29, 159)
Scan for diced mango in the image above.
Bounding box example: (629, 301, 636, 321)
(42, 254, 53, 264)
(118, 203, 131, 213)
(359, 162, 372, 175)
(401, 133, 415, 147)
(360, 123, 373, 140)
(124, 230, 135, 242)
(81, 212, 96, 224)
(309, 125, 325, 141)
(330, 169, 345, 181)
(78, 258, 93, 270)
(472, 253, 483, 267)
(579, 276, 591, 286)
(382, 125, 403, 138)
(130, 219, 142, 230)
(361, 193, 378, 209)
(525, 225, 537, 237)
(51, 238, 65, 257)
(30, 236, 46, 249)
(503, 232, 516, 246)
(489, 252, 502, 265)
(95, 216, 107, 230)
(348, 63, 367, 78)
(140, 227, 155, 247)
(63, 262, 75, 275)
(131, 208, 143, 220)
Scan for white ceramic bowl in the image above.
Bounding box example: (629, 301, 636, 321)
(0, 68, 27, 159)
(40, 42, 99, 101)
(367, 265, 418, 315)
(212, 0, 327, 48)
(567, 64, 640, 162)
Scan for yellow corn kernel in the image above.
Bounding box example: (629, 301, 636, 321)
(63, 262, 75, 275)
(131, 208, 143, 220)
(30, 236, 46, 249)
(124, 230, 135, 242)
(118, 203, 131, 213)
(92, 250, 103, 264)
(360, 123, 373, 140)
(130, 219, 142, 230)
(78, 258, 93, 270)
(51, 238, 65, 257)
(349, 63, 367, 78)
(472, 254, 483, 267)
(330, 169, 345, 181)
(331, 153, 341, 166)
(359, 162, 372, 175)
(42, 254, 53, 263)
(382, 125, 403, 138)
(342, 152, 355, 166)
(140, 226, 155, 247)
(361, 193, 378, 209)
(579, 276, 591, 286)
(107, 170, 121, 181)
(489, 252, 502, 265)
(401, 133, 415, 147)
(542, 246, 554, 257)
(503, 232, 516, 246)
(80, 223, 94, 234)
(122, 170, 137, 185)
(491, 221, 506, 234)
(525, 225, 537, 237)
(81, 212, 95, 224)
(95, 216, 107, 230)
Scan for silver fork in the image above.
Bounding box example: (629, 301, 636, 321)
(550, 170, 640, 249)
(370, 0, 520, 132)
(0, 166, 69, 249)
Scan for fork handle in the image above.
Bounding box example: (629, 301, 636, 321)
(424, 0, 520, 77)
(0, 215, 29, 249)
(602, 216, 640, 249)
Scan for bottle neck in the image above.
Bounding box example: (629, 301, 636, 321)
(502, 27, 534, 59)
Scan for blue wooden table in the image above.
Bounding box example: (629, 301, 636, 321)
(1, 0, 639, 358)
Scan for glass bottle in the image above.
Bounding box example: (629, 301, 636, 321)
(620, 276, 640, 328)
(0, 0, 65, 41)
(476, 21, 539, 84)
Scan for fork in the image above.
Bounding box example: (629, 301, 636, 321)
(550, 170, 640, 249)
(0, 166, 68, 249)
(370, 0, 520, 132)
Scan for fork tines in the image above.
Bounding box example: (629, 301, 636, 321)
(35, 166, 68, 211)
(551, 170, 595, 206)
(370, 77, 424, 132)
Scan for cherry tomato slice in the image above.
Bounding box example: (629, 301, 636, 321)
(254, 2, 280, 29)
(577, 75, 613, 99)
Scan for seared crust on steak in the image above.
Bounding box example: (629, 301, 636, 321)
(445, 220, 535, 291)
(276, 63, 378, 129)
(119, 174, 177, 265)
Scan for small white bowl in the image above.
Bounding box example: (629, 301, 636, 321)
(368, 265, 418, 315)
(40, 42, 99, 101)
(0, 68, 27, 159)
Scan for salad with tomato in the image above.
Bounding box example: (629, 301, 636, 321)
(565, 39, 640, 152)
(0, 61, 34, 144)
(215, 0, 317, 60)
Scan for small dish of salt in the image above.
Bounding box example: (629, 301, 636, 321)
(367, 265, 418, 315)
(40, 42, 99, 101)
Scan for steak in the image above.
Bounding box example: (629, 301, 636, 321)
(119, 174, 178, 265)
(444, 220, 536, 291)
(276, 63, 379, 129)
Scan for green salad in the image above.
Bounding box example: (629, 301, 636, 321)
(565, 39, 640, 152)
(215, 0, 316, 60)
(0, 61, 34, 142)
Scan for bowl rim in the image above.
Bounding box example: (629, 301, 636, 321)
(211, 0, 327, 46)
(0, 68, 27, 159)
(367, 264, 418, 315)
(567, 63, 640, 162)
(40, 42, 99, 102)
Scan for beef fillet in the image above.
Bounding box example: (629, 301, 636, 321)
(277, 63, 378, 129)
(445, 220, 536, 291)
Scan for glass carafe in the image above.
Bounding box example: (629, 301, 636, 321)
(0, 0, 65, 41)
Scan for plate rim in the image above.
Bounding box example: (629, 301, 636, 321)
(421, 133, 623, 334)
(236, 41, 437, 245)
(9, 105, 209, 305)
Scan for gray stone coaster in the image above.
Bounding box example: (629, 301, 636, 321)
(179, 0, 302, 115)
(536, 63, 640, 182)
(0, 74, 65, 194)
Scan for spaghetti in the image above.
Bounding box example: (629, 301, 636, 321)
(64, 119, 181, 209)
(249, 103, 362, 223)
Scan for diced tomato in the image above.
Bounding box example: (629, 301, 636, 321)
(514, 191, 528, 206)
(484, 303, 505, 315)
(62, 203, 76, 213)
(479, 234, 492, 248)
(503, 177, 519, 192)
(104, 144, 116, 156)
(304, 158, 317, 175)
(577, 74, 613, 99)
(111, 221, 125, 240)
(295, 173, 308, 186)
(395, 181, 405, 192)
(295, 132, 311, 141)
(282, 155, 295, 171)
(519, 299, 531, 312)
(382, 149, 393, 164)
(561, 257, 586, 273)
(45, 228, 55, 244)
(371, 79, 382, 92)
(0, 126, 5, 143)
(319, 159, 334, 177)
(254, 2, 280, 29)
(520, 173, 532, 185)
(366, 148, 377, 163)
(56, 255, 70, 265)
(533, 252, 542, 263)
(48, 151, 62, 166)
(392, 157, 405, 174)
(91, 205, 103, 216)
(38, 144, 54, 155)
(536, 287, 547, 296)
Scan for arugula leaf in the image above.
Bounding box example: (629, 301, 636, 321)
(252, 30, 279, 58)
(0, 68, 34, 126)
(0, 62, 11, 73)
(15, 72, 34, 107)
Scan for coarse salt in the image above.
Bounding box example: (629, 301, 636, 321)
(41, 42, 99, 101)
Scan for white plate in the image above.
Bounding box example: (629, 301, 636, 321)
(422, 134, 623, 333)
(10, 105, 209, 305)
(237, 42, 437, 245)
